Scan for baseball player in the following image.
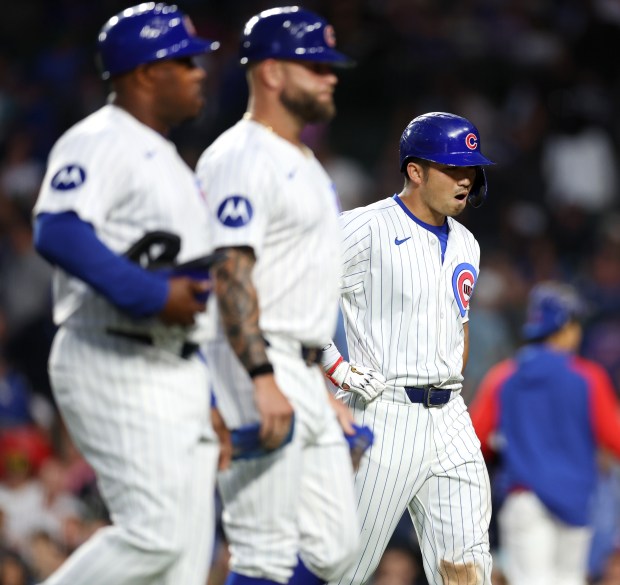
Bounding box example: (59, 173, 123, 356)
(321, 112, 495, 585)
(32, 5, 223, 585)
(196, 7, 362, 585)
(470, 281, 620, 585)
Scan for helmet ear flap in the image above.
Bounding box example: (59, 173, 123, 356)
(467, 167, 487, 208)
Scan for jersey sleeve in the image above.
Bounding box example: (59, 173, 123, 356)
(197, 140, 275, 259)
(576, 358, 620, 458)
(469, 359, 515, 459)
(34, 130, 134, 227)
(339, 209, 375, 294)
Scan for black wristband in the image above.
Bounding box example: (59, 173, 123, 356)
(248, 363, 274, 379)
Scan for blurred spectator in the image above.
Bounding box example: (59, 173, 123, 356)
(371, 541, 426, 585)
(588, 455, 620, 582)
(0, 199, 54, 399)
(463, 261, 518, 404)
(26, 530, 67, 582)
(0, 132, 44, 205)
(0, 548, 32, 585)
(598, 549, 620, 585)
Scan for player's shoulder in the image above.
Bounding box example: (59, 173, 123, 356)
(197, 119, 284, 174)
(570, 355, 613, 384)
(51, 105, 139, 159)
(340, 196, 398, 232)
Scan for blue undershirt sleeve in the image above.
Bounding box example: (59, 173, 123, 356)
(34, 211, 169, 318)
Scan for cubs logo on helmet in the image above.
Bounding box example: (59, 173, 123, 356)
(465, 133, 478, 150)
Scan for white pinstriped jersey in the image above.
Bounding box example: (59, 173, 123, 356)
(340, 194, 480, 390)
(34, 104, 213, 341)
(196, 118, 342, 346)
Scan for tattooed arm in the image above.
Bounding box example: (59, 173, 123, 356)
(212, 246, 294, 450)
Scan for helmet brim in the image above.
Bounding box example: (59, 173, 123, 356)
(421, 151, 495, 167)
(241, 47, 355, 68)
(161, 37, 221, 60)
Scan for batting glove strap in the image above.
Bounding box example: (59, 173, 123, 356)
(325, 358, 387, 403)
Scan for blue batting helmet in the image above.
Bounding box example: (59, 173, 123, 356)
(522, 281, 584, 341)
(97, 3, 220, 80)
(240, 6, 354, 67)
(399, 112, 494, 207)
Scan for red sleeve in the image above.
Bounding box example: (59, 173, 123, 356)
(573, 357, 620, 458)
(469, 360, 515, 460)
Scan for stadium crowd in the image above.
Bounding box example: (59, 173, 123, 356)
(2, 0, 620, 583)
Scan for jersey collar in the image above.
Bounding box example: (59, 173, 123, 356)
(392, 194, 449, 237)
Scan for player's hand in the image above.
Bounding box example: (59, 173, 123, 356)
(253, 373, 295, 451)
(211, 406, 232, 471)
(327, 392, 373, 471)
(327, 391, 355, 435)
(325, 358, 386, 403)
(158, 276, 210, 326)
(254, 374, 294, 449)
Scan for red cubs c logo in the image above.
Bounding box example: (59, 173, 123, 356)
(465, 133, 478, 150)
(324, 25, 336, 48)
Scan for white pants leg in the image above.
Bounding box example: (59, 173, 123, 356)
(43, 329, 218, 585)
(217, 348, 359, 583)
(331, 393, 492, 585)
(499, 491, 591, 585)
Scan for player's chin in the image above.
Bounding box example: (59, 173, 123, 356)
(310, 101, 336, 123)
(448, 197, 467, 216)
(184, 96, 206, 119)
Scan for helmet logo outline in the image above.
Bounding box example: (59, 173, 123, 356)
(465, 133, 478, 150)
(183, 15, 196, 36)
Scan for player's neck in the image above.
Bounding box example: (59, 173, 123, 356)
(244, 107, 307, 152)
(111, 94, 171, 136)
(397, 191, 446, 226)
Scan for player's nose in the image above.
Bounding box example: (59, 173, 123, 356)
(457, 167, 476, 183)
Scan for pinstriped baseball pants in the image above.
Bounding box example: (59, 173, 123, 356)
(43, 328, 219, 585)
(331, 390, 492, 585)
(216, 344, 360, 584)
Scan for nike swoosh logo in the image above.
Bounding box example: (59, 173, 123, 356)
(145, 150, 156, 159)
(394, 236, 411, 245)
(287, 169, 297, 179)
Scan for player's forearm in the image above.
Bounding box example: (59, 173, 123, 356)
(212, 246, 270, 373)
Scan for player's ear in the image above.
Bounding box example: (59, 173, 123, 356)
(259, 59, 284, 90)
(132, 63, 158, 89)
(406, 161, 424, 186)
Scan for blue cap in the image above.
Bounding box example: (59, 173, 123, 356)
(522, 281, 584, 341)
(240, 6, 354, 67)
(98, 3, 220, 80)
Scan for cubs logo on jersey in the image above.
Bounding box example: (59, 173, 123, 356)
(51, 164, 87, 191)
(217, 195, 253, 227)
(452, 262, 477, 317)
